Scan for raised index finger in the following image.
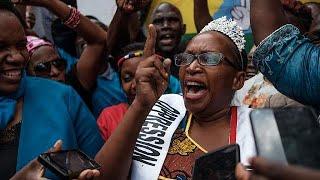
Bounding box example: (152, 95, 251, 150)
(143, 24, 157, 58)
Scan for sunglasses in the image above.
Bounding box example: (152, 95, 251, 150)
(33, 59, 66, 75)
(174, 52, 240, 70)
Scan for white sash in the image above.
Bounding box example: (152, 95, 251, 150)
(131, 94, 186, 180)
(131, 99, 256, 179)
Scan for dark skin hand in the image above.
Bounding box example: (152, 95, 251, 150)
(94, 24, 171, 180)
(250, 0, 288, 45)
(105, 8, 131, 56)
(106, 0, 149, 57)
(10, 140, 63, 180)
(236, 157, 320, 180)
(10, 140, 100, 180)
(13, 0, 107, 91)
(116, 0, 150, 13)
(193, 0, 212, 32)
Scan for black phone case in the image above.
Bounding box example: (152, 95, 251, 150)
(273, 107, 320, 169)
(192, 144, 240, 180)
(250, 107, 320, 169)
(38, 149, 101, 180)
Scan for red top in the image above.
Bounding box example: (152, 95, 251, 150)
(97, 103, 129, 140)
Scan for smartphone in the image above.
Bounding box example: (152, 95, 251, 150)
(250, 107, 320, 169)
(38, 150, 101, 179)
(192, 144, 240, 180)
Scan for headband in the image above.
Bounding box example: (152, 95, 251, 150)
(117, 50, 144, 68)
(26, 36, 53, 55)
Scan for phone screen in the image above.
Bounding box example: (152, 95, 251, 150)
(273, 108, 320, 169)
(48, 150, 95, 174)
(39, 150, 100, 178)
(251, 107, 320, 169)
(193, 144, 240, 180)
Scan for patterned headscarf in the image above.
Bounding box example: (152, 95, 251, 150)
(26, 36, 53, 55)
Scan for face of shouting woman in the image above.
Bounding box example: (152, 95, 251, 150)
(0, 11, 28, 95)
(178, 32, 245, 118)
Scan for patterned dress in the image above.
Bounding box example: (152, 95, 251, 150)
(157, 107, 256, 180)
(159, 128, 204, 180)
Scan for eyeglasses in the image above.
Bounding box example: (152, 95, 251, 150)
(174, 52, 240, 70)
(33, 59, 66, 76)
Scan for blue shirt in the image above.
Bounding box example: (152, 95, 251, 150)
(57, 47, 78, 73)
(91, 68, 182, 118)
(253, 24, 320, 107)
(57, 48, 182, 117)
(17, 77, 103, 178)
(92, 68, 127, 117)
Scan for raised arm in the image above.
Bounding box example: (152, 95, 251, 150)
(106, 0, 150, 57)
(46, 0, 106, 90)
(105, 8, 131, 56)
(250, 0, 288, 44)
(95, 25, 171, 179)
(193, 0, 212, 32)
(13, 0, 107, 90)
(251, 0, 320, 106)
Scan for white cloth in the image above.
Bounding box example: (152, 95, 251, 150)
(232, 73, 278, 108)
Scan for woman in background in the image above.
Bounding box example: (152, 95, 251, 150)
(0, 1, 103, 179)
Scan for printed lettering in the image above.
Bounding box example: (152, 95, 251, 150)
(133, 151, 156, 166)
(140, 127, 166, 137)
(136, 140, 163, 150)
(138, 133, 165, 145)
(143, 121, 168, 131)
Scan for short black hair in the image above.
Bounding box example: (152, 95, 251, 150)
(153, 2, 182, 18)
(0, 0, 27, 28)
(118, 42, 145, 58)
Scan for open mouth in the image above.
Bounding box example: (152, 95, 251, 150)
(184, 81, 208, 100)
(0, 69, 22, 82)
(159, 34, 175, 45)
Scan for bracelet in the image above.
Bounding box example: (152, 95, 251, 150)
(63, 6, 81, 29)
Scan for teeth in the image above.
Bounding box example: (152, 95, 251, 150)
(186, 81, 205, 87)
(5, 72, 20, 76)
(1, 70, 21, 77)
(163, 34, 173, 39)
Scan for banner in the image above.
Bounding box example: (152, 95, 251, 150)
(78, 0, 319, 51)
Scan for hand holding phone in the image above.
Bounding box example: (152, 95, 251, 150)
(38, 150, 101, 179)
(192, 144, 240, 180)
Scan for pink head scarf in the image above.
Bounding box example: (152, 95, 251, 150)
(26, 36, 53, 55)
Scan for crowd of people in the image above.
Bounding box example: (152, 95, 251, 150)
(0, 0, 320, 179)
